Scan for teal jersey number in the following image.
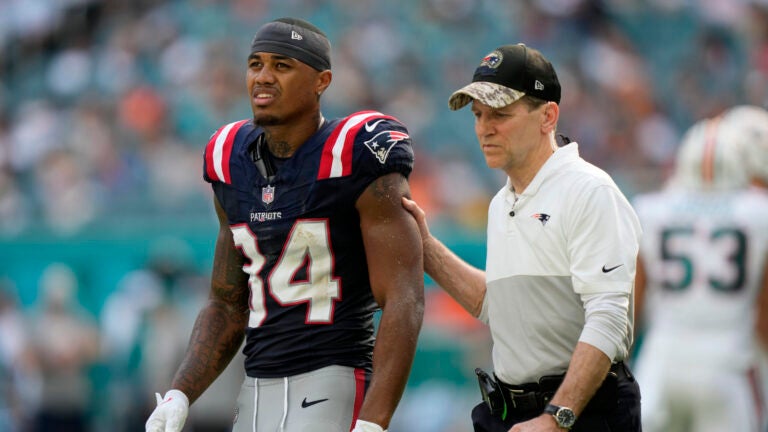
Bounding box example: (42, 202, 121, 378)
(660, 226, 747, 293)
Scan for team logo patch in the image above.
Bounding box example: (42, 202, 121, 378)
(531, 213, 550, 226)
(479, 50, 503, 69)
(262, 185, 275, 204)
(364, 130, 410, 164)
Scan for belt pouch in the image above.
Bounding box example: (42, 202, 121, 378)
(475, 368, 507, 420)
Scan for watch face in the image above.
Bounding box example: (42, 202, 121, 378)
(556, 407, 577, 428)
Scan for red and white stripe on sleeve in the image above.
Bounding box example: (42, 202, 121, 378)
(205, 119, 249, 184)
(317, 111, 396, 180)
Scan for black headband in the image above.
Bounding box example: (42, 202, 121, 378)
(250, 18, 331, 71)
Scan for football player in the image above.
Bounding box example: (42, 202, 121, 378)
(633, 105, 768, 432)
(145, 17, 424, 432)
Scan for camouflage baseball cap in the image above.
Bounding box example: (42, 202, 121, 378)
(448, 43, 561, 110)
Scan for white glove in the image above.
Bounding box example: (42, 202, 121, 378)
(145, 389, 189, 432)
(351, 419, 387, 432)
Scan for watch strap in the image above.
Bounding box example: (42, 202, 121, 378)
(543, 403, 576, 429)
(543, 403, 559, 415)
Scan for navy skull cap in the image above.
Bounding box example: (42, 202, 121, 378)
(250, 17, 331, 71)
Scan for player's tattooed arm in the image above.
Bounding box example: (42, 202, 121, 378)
(170, 196, 250, 404)
(356, 172, 424, 428)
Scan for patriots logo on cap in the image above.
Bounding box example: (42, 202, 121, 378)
(364, 130, 410, 164)
(479, 50, 502, 69)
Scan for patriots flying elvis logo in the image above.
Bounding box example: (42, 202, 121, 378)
(480, 51, 502, 68)
(364, 130, 410, 164)
(531, 213, 550, 226)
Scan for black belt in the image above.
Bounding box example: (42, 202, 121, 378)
(497, 362, 626, 414)
(497, 376, 559, 412)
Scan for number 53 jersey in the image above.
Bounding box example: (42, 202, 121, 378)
(202, 111, 413, 378)
(633, 186, 768, 368)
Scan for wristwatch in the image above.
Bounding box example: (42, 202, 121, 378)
(543, 403, 577, 429)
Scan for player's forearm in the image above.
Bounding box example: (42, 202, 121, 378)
(172, 198, 250, 403)
(423, 236, 486, 316)
(171, 300, 247, 404)
(358, 294, 424, 428)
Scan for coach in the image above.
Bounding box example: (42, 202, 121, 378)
(402, 43, 642, 431)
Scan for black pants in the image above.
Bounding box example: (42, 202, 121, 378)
(471, 364, 642, 432)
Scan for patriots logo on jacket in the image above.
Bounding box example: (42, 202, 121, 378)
(364, 130, 410, 164)
(531, 213, 550, 226)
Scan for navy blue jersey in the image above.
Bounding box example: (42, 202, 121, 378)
(203, 111, 414, 378)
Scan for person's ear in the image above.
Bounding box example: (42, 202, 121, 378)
(317, 70, 332, 96)
(541, 101, 559, 133)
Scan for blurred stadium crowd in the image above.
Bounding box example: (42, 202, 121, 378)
(0, 0, 767, 431)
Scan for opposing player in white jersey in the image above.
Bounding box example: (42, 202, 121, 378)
(632, 105, 768, 432)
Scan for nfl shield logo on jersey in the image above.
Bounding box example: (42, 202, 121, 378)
(262, 185, 275, 204)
